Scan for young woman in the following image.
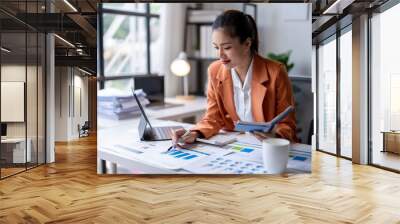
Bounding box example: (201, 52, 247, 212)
(172, 10, 297, 144)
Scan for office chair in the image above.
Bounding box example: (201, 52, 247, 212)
(79, 121, 90, 138)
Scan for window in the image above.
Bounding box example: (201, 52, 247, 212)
(339, 28, 352, 158)
(316, 24, 353, 159)
(370, 3, 400, 171)
(99, 3, 161, 89)
(150, 17, 161, 74)
(317, 36, 337, 154)
(104, 79, 133, 92)
(103, 14, 147, 76)
(0, 1, 46, 179)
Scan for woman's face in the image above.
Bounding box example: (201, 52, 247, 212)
(212, 28, 251, 69)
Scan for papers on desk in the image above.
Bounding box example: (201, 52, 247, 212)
(287, 143, 312, 173)
(113, 140, 230, 170)
(184, 141, 311, 174)
(224, 141, 262, 162)
(183, 154, 267, 174)
(114, 138, 171, 154)
(196, 132, 238, 146)
(137, 147, 226, 170)
(106, 131, 311, 174)
(229, 134, 312, 173)
(184, 139, 265, 174)
(98, 88, 150, 120)
(185, 143, 231, 156)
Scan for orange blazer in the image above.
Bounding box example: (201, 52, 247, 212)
(191, 54, 298, 142)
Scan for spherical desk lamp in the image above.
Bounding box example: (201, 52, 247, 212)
(170, 52, 195, 100)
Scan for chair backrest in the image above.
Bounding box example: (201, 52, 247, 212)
(307, 119, 313, 145)
(82, 121, 90, 129)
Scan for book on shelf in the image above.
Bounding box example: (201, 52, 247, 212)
(200, 26, 218, 59)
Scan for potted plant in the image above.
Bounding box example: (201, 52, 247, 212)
(267, 50, 294, 73)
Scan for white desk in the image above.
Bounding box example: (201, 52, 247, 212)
(1, 137, 32, 164)
(97, 99, 312, 174)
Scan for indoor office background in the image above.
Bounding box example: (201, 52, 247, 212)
(0, 1, 46, 179)
(0, 0, 398, 176)
(54, 66, 94, 142)
(98, 2, 313, 144)
(314, 2, 400, 171)
(1, 0, 400, 222)
(0, 0, 97, 179)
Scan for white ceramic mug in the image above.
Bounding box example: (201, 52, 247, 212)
(262, 138, 290, 174)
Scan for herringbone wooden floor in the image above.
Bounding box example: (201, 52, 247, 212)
(1, 135, 400, 224)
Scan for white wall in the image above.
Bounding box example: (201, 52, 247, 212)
(55, 67, 89, 141)
(1, 65, 26, 138)
(1, 65, 42, 137)
(256, 3, 311, 77)
(1, 64, 46, 164)
(73, 74, 89, 137)
(55, 67, 68, 141)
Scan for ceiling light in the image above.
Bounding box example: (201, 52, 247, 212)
(54, 34, 75, 48)
(78, 67, 93, 76)
(1, 47, 11, 53)
(322, 0, 355, 15)
(63, 0, 78, 12)
(76, 48, 85, 55)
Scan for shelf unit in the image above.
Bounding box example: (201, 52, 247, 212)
(183, 6, 219, 95)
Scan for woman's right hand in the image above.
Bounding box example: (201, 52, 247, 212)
(171, 128, 199, 146)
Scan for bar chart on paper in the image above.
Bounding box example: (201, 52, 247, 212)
(137, 146, 213, 170)
(225, 141, 263, 162)
(163, 148, 206, 160)
(231, 145, 255, 153)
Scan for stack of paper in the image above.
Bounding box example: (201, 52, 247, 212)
(98, 88, 149, 120)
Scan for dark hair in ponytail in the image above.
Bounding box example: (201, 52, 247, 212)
(212, 10, 259, 54)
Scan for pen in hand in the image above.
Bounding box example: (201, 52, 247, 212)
(166, 145, 174, 152)
(167, 129, 192, 152)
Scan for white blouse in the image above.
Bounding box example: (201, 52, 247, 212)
(231, 58, 254, 122)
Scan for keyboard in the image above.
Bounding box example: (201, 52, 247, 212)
(154, 127, 173, 139)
